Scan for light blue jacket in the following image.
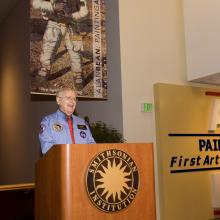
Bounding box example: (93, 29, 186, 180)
(39, 109, 95, 154)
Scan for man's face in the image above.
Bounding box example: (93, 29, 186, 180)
(56, 90, 76, 116)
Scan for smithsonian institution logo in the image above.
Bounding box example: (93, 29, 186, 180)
(86, 149, 139, 212)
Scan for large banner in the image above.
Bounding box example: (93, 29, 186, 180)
(30, 0, 107, 98)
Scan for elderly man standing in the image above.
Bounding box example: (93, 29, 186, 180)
(32, 0, 88, 91)
(39, 88, 95, 154)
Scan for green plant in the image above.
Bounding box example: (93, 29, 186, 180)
(85, 118, 125, 143)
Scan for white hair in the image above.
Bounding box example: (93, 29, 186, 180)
(56, 88, 76, 98)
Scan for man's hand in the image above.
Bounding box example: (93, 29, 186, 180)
(54, 2, 72, 18)
(54, 3, 66, 12)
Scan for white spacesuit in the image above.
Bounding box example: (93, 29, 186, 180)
(32, 0, 89, 89)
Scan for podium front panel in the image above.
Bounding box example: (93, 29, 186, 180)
(35, 143, 156, 220)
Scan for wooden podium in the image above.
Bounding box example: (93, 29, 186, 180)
(35, 143, 156, 220)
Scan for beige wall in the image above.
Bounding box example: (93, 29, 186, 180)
(118, 3, 188, 218)
(119, 0, 187, 143)
(155, 83, 220, 220)
(183, 0, 220, 80)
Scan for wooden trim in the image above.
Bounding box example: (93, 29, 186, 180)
(205, 91, 220, 97)
(0, 183, 35, 191)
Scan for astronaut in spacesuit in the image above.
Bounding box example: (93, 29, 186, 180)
(32, 0, 88, 91)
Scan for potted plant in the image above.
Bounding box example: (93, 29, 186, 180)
(84, 117, 125, 143)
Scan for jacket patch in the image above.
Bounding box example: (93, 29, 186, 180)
(80, 131, 87, 138)
(40, 124, 46, 133)
(52, 123, 63, 132)
(77, 124, 87, 130)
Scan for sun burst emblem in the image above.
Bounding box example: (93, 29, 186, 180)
(86, 149, 139, 212)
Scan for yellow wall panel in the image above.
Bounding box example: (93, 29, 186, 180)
(154, 83, 220, 220)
